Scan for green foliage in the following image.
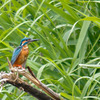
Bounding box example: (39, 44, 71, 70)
(0, 0, 100, 100)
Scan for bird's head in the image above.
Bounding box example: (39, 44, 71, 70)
(20, 38, 39, 46)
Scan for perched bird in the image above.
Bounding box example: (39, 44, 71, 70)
(11, 38, 38, 68)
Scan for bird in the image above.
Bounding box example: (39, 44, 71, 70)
(11, 38, 38, 68)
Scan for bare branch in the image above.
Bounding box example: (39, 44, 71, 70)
(0, 72, 53, 100)
(5, 58, 61, 100)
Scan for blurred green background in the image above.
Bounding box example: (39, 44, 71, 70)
(0, 0, 100, 100)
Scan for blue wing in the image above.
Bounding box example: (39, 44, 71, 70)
(11, 46, 22, 65)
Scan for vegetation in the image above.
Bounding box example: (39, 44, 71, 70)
(0, 0, 100, 100)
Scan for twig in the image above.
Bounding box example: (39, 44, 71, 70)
(27, 66, 38, 80)
(27, 66, 62, 100)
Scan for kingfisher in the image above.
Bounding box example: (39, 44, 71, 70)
(11, 38, 38, 68)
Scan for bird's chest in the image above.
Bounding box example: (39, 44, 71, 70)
(22, 46, 29, 55)
(14, 45, 29, 65)
(20, 46, 29, 59)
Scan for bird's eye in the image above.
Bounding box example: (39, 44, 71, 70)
(28, 39, 31, 41)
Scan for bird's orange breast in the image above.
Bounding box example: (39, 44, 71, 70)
(13, 45, 29, 67)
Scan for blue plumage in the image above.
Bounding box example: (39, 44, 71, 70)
(11, 46, 22, 65)
(20, 38, 31, 46)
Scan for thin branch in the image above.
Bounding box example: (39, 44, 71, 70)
(27, 66, 38, 80)
(27, 66, 62, 100)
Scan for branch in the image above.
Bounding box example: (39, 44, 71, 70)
(0, 72, 53, 100)
(6, 57, 61, 100)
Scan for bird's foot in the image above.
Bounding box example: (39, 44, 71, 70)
(15, 65, 25, 70)
(16, 65, 22, 69)
(22, 67, 25, 69)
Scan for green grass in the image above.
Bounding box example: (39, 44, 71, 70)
(0, 0, 100, 100)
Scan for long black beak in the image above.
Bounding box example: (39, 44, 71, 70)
(29, 39, 39, 43)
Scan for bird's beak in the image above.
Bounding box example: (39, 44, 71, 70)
(29, 39, 39, 43)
